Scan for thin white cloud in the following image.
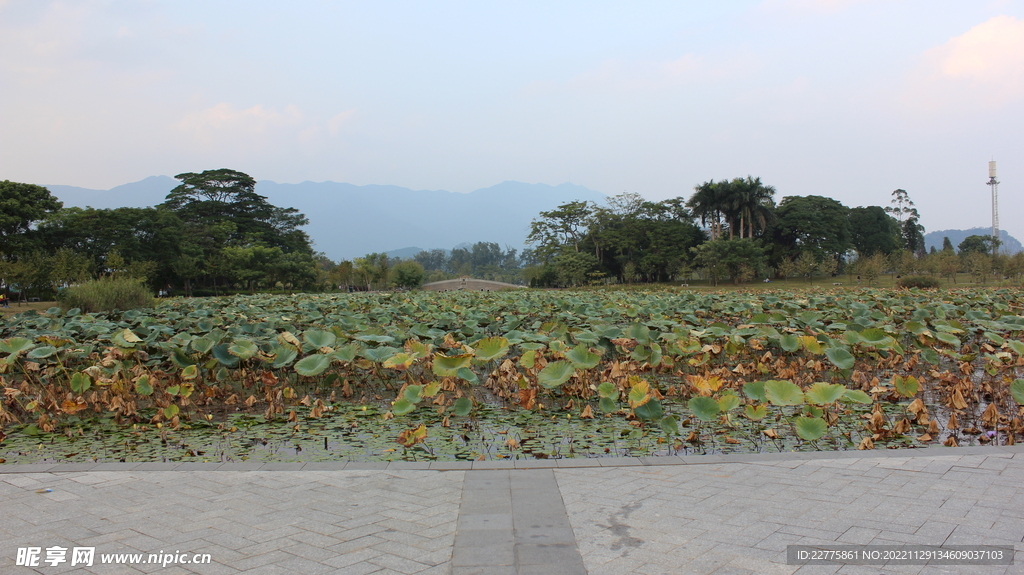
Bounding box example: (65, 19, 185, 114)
(327, 109, 356, 135)
(904, 15, 1024, 110)
(175, 103, 305, 145)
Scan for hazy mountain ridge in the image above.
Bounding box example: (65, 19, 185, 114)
(924, 228, 1022, 254)
(46, 177, 606, 261)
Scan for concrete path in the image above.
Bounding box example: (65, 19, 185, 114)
(1, 446, 1021, 574)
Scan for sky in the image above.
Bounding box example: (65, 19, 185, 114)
(2, 0, 1023, 240)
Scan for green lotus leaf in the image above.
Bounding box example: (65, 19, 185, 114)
(212, 344, 239, 367)
(453, 396, 473, 416)
(688, 396, 720, 421)
(303, 329, 337, 349)
(659, 415, 680, 436)
(859, 328, 889, 343)
(456, 367, 479, 384)
(403, 385, 423, 403)
(717, 393, 741, 412)
(825, 347, 855, 370)
(919, 348, 940, 364)
(519, 350, 537, 369)
(744, 404, 768, 421)
(135, 375, 154, 396)
(793, 416, 827, 441)
(70, 372, 92, 394)
(383, 353, 416, 370)
(597, 381, 617, 399)
(271, 345, 298, 368)
(355, 334, 396, 344)
(1011, 379, 1024, 405)
(626, 323, 652, 344)
(984, 332, 1004, 346)
(361, 347, 396, 363)
(228, 339, 258, 360)
(167, 347, 193, 368)
(743, 381, 767, 403)
(764, 380, 804, 406)
(1007, 340, 1024, 356)
(27, 345, 57, 359)
(163, 404, 179, 419)
(537, 360, 575, 389)
(805, 382, 846, 405)
(190, 336, 215, 354)
(893, 375, 919, 398)
(842, 389, 873, 404)
(294, 354, 331, 377)
(780, 334, 800, 352)
(391, 398, 416, 416)
(633, 398, 664, 420)
(432, 353, 473, 377)
(0, 337, 34, 355)
(332, 343, 359, 362)
(934, 332, 960, 347)
(599, 397, 618, 414)
(181, 364, 199, 380)
(565, 345, 601, 370)
(472, 337, 510, 362)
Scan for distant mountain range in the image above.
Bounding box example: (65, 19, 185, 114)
(46, 178, 606, 261)
(924, 228, 1022, 254)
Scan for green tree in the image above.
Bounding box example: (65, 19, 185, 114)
(941, 236, 955, 253)
(691, 239, 766, 285)
(794, 251, 818, 283)
(39, 207, 184, 287)
(0, 180, 63, 256)
(774, 195, 852, 262)
(527, 200, 593, 258)
(161, 169, 312, 254)
(855, 253, 885, 285)
(848, 206, 900, 256)
(391, 260, 426, 289)
(554, 251, 599, 287)
(965, 251, 993, 283)
(354, 253, 390, 290)
(958, 235, 999, 255)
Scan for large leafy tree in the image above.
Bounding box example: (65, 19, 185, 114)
(38, 207, 185, 286)
(774, 195, 852, 262)
(848, 206, 901, 256)
(884, 189, 926, 257)
(0, 180, 63, 256)
(527, 200, 594, 258)
(161, 169, 312, 254)
(691, 238, 767, 285)
(686, 177, 775, 241)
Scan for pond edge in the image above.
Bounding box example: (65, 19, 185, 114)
(2, 444, 1022, 474)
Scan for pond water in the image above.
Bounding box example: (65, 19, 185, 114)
(0, 399, 973, 465)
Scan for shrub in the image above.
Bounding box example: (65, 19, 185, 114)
(896, 275, 940, 289)
(58, 277, 155, 313)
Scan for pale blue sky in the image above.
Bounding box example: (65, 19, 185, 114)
(2, 0, 1022, 240)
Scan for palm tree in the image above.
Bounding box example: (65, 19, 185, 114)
(687, 180, 725, 240)
(732, 176, 776, 239)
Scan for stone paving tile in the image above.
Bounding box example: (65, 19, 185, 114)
(555, 450, 1024, 575)
(2, 447, 1021, 573)
(1, 470, 464, 574)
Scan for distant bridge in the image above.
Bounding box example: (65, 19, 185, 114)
(422, 278, 527, 291)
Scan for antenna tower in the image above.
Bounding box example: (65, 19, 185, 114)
(988, 161, 1000, 252)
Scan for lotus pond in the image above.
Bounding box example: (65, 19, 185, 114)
(1, 288, 1023, 464)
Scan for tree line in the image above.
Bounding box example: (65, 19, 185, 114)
(2, 170, 1018, 299)
(525, 177, 1021, 286)
(0, 170, 320, 300)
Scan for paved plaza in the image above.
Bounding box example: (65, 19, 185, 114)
(1, 445, 1021, 574)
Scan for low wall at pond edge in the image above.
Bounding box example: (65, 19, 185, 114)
(422, 278, 527, 291)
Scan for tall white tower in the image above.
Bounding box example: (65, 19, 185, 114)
(988, 161, 1000, 251)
